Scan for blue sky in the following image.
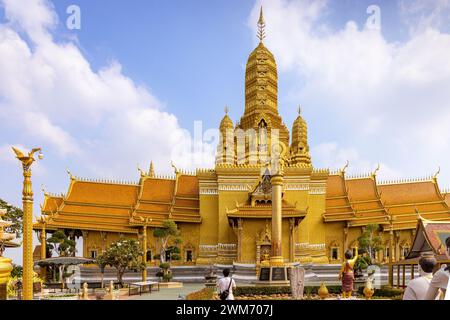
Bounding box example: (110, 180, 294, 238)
(2, 0, 450, 263)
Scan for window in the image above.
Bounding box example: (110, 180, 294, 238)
(186, 250, 193, 262)
(331, 248, 338, 260)
(385, 247, 390, 259)
(146, 250, 152, 262)
(90, 250, 97, 259)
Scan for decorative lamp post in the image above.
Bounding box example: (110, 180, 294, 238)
(12, 147, 43, 300)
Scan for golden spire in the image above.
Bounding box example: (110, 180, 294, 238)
(257, 6, 266, 42)
(224, 106, 229, 115)
(297, 105, 302, 116)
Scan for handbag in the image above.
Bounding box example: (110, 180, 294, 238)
(219, 277, 233, 301)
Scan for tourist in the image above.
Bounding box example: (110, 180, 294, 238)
(403, 254, 437, 300)
(424, 237, 450, 300)
(217, 268, 236, 300)
(339, 247, 358, 299)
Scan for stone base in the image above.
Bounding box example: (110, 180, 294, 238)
(255, 266, 290, 287)
(158, 282, 183, 289)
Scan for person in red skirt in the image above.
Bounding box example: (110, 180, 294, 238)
(339, 247, 359, 299)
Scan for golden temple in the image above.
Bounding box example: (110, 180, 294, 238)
(34, 9, 450, 269)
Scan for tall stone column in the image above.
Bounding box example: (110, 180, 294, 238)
(142, 226, 148, 281)
(270, 172, 284, 266)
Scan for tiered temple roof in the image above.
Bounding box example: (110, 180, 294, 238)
(36, 172, 201, 233)
(37, 169, 450, 234)
(226, 200, 307, 219)
(324, 173, 450, 230)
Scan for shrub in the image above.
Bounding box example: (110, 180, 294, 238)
(159, 263, 170, 270)
(357, 285, 404, 297)
(234, 285, 343, 297)
(186, 288, 216, 300)
(162, 273, 173, 282)
(153, 254, 161, 260)
(171, 254, 181, 261)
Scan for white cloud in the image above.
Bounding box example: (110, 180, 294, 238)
(0, 0, 214, 184)
(250, 0, 450, 186)
(400, 0, 450, 35)
(311, 142, 401, 180)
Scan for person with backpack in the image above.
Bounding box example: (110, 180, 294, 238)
(217, 268, 236, 300)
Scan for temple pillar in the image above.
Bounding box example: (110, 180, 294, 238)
(395, 231, 400, 262)
(40, 227, 46, 259)
(234, 218, 243, 262)
(343, 226, 349, 262)
(142, 226, 147, 281)
(270, 173, 283, 266)
(81, 231, 89, 257)
(388, 228, 394, 286)
(289, 218, 295, 262)
(39, 227, 47, 280)
(100, 231, 107, 253)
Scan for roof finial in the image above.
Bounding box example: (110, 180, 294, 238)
(433, 166, 441, 180)
(340, 160, 349, 176)
(224, 106, 229, 115)
(171, 161, 179, 175)
(297, 105, 302, 116)
(257, 6, 266, 42)
(149, 161, 155, 178)
(372, 163, 380, 177)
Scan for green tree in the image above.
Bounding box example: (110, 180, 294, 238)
(0, 199, 23, 238)
(153, 220, 182, 263)
(47, 230, 76, 257)
(11, 264, 23, 278)
(103, 239, 145, 286)
(95, 253, 109, 288)
(358, 224, 383, 261)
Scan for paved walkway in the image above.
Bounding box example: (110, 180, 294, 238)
(124, 283, 205, 300)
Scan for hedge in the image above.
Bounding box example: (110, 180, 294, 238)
(234, 285, 342, 296)
(357, 286, 404, 298)
(235, 285, 404, 297)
